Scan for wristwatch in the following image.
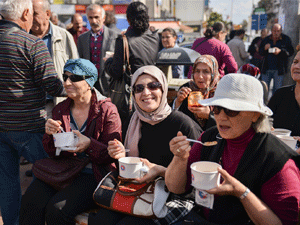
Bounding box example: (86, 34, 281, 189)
(239, 188, 250, 200)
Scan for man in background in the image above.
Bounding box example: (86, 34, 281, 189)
(248, 28, 268, 70)
(104, 11, 121, 34)
(31, 0, 78, 117)
(67, 13, 89, 45)
(227, 29, 250, 68)
(50, 12, 66, 29)
(0, 0, 64, 223)
(77, 4, 118, 96)
(259, 23, 294, 95)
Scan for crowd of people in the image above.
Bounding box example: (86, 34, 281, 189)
(0, 0, 299, 224)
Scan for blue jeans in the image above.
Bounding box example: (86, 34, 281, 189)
(0, 132, 48, 225)
(261, 70, 284, 95)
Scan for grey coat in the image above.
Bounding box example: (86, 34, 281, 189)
(77, 26, 118, 96)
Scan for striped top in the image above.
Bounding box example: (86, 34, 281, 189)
(0, 20, 64, 132)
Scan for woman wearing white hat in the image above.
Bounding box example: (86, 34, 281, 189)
(166, 73, 300, 224)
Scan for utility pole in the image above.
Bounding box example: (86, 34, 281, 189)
(230, 0, 234, 24)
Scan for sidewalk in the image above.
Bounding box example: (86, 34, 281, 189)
(0, 163, 33, 225)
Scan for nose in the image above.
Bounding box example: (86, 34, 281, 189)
(142, 86, 152, 95)
(64, 77, 72, 85)
(216, 108, 228, 119)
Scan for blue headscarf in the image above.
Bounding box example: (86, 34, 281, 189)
(63, 58, 98, 87)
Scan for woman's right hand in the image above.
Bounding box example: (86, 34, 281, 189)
(107, 139, 126, 160)
(169, 131, 191, 159)
(175, 87, 192, 106)
(45, 119, 62, 135)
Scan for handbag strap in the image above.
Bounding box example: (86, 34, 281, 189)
(122, 34, 131, 73)
(0, 27, 19, 43)
(122, 34, 133, 112)
(192, 38, 208, 51)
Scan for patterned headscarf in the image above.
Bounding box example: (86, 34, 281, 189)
(190, 55, 220, 99)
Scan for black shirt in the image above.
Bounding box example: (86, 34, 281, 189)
(268, 85, 300, 136)
(124, 110, 203, 168)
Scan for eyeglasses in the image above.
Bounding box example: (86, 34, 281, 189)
(62, 74, 91, 82)
(133, 81, 162, 94)
(212, 106, 240, 117)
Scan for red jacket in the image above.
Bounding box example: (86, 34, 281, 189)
(43, 89, 122, 182)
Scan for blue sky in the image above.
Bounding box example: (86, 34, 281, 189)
(209, 0, 260, 24)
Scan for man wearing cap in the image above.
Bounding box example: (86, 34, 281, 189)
(77, 4, 118, 96)
(0, 0, 65, 224)
(31, 0, 78, 118)
(20, 58, 122, 224)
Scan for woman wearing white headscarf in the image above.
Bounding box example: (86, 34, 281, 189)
(89, 65, 202, 225)
(166, 73, 300, 224)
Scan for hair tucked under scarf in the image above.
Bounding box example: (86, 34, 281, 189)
(190, 55, 220, 99)
(124, 65, 172, 157)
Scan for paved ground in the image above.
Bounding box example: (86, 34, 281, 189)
(0, 162, 33, 225)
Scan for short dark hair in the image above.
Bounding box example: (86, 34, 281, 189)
(105, 11, 117, 26)
(235, 29, 245, 36)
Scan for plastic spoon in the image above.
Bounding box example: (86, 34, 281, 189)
(186, 138, 217, 146)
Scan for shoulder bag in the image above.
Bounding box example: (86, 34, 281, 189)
(32, 156, 90, 191)
(32, 119, 97, 191)
(93, 171, 170, 219)
(109, 35, 133, 123)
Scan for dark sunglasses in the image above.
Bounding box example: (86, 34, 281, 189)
(62, 74, 92, 82)
(212, 106, 240, 117)
(133, 81, 162, 94)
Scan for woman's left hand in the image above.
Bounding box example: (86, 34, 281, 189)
(69, 130, 91, 153)
(206, 167, 248, 198)
(135, 158, 166, 183)
(188, 105, 210, 120)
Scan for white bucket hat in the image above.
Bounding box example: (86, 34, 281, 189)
(199, 73, 273, 116)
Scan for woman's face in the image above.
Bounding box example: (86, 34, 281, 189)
(216, 31, 227, 42)
(161, 31, 177, 49)
(291, 51, 300, 83)
(63, 71, 91, 100)
(134, 74, 162, 113)
(193, 62, 212, 90)
(214, 109, 260, 139)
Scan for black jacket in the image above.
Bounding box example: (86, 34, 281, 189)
(198, 127, 300, 224)
(259, 33, 294, 74)
(105, 27, 160, 80)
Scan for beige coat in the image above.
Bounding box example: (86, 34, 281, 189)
(50, 22, 78, 104)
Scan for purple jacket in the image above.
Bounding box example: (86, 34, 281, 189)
(188, 37, 238, 77)
(43, 89, 122, 182)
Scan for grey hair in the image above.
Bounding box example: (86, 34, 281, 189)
(86, 4, 105, 19)
(252, 114, 272, 133)
(40, 0, 51, 11)
(0, 0, 33, 21)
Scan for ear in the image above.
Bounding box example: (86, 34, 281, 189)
(21, 8, 30, 21)
(46, 10, 51, 20)
(252, 112, 261, 123)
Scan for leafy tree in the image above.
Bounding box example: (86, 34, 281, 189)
(241, 19, 248, 30)
(207, 12, 225, 27)
(256, 0, 275, 26)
